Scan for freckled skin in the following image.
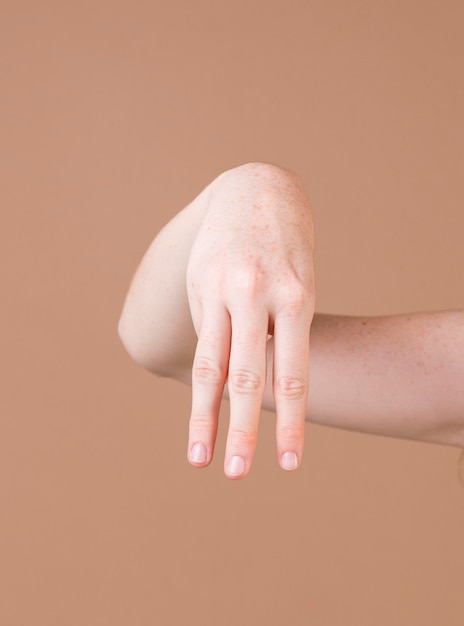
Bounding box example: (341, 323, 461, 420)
(181, 164, 315, 477)
(119, 163, 464, 479)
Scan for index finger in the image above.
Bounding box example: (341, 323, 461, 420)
(187, 303, 231, 468)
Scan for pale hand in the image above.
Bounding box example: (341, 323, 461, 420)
(186, 163, 315, 479)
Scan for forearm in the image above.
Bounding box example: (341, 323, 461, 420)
(118, 176, 208, 375)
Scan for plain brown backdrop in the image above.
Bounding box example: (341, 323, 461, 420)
(2, 1, 464, 624)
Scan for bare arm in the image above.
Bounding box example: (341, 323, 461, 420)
(118, 175, 209, 376)
(119, 164, 464, 477)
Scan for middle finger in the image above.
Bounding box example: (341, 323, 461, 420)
(224, 305, 269, 479)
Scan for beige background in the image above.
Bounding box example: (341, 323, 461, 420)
(2, 1, 464, 624)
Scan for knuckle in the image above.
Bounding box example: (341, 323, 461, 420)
(281, 283, 309, 312)
(277, 423, 304, 442)
(229, 368, 263, 394)
(189, 414, 214, 432)
(230, 263, 266, 300)
(229, 427, 257, 447)
(192, 356, 224, 385)
(274, 376, 307, 400)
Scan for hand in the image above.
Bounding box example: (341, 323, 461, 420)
(186, 163, 315, 479)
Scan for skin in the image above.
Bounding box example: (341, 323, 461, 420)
(118, 162, 464, 479)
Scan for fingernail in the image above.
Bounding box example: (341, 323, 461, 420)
(281, 451, 298, 470)
(226, 455, 245, 476)
(190, 442, 207, 464)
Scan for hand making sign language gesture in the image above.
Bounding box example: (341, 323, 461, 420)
(118, 162, 315, 479)
(185, 164, 315, 478)
(118, 161, 464, 480)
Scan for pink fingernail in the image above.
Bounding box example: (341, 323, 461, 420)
(190, 442, 207, 463)
(281, 451, 298, 470)
(226, 455, 245, 476)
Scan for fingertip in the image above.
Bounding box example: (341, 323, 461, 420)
(280, 451, 300, 471)
(188, 442, 209, 466)
(225, 455, 246, 479)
